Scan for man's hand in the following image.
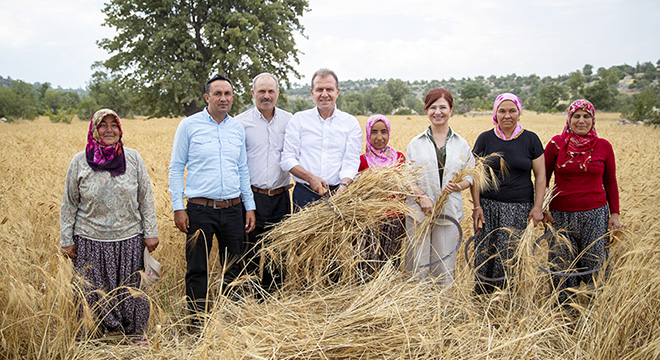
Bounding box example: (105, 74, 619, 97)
(308, 174, 328, 196)
(174, 210, 189, 233)
(245, 210, 256, 233)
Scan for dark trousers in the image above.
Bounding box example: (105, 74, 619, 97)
(292, 182, 338, 212)
(185, 202, 245, 313)
(244, 190, 291, 289)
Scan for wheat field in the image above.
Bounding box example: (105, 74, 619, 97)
(0, 112, 658, 359)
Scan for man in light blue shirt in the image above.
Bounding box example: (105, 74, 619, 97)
(168, 74, 255, 319)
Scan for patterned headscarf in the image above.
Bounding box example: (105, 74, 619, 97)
(364, 114, 399, 168)
(85, 109, 126, 177)
(492, 93, 524, 141)
(554, 99, 598, 170)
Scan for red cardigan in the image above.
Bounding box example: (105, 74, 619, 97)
(358, 151, 405, 172)
(544, 136, 619, 214)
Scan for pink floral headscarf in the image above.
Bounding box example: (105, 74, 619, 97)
(554, 99, 598, 170)
(364, 114, 398, 168)
(493, 93, 524, 141)
(85, 109, 126, 177)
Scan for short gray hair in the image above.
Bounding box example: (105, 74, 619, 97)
(311, 68, 338, 88)
(252, 72, 279, 90)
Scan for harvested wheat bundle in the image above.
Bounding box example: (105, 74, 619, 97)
(260, 165, 416, 289)
(407, 154, 503, 250)
(509, 188, 557, 300)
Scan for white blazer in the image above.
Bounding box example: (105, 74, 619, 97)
(406, 128, 475, 224)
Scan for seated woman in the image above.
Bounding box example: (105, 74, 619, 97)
(405, 88, 474, 286)
(470, 93, 545, 295)
(60, 109, 159, 341)
(544, 99, 620, 308)
(358, 114, 406, 272)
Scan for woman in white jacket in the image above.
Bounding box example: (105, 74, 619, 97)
(405, 88, 474, 285)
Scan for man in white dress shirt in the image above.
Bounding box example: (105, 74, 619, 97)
(235, 73, 293, 289)
(281, 68, 363, 209)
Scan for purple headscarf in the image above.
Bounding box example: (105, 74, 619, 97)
(364, 114, 399, 168)
(85, 109, 126, 177)
(492, 93, 524, 141)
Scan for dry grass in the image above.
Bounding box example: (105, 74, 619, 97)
(0, 112, 658, 359)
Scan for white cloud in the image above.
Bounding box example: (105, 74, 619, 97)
(1, 0, 658, 89)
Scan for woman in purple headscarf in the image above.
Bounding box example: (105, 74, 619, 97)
(60, 109, 159, 341)
(357, 114, 406, 272)
(469, 93, 546, 295)
(544, 99, 620, 308)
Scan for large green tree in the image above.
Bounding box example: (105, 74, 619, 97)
(98, 0, 308, 117)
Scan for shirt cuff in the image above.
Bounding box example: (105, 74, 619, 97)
(280, 158, 299, 172)
(243, 200, 256, 211)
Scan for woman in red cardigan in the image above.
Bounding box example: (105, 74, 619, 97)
(544, 99, 621, 308)
(358, 114, 406, 273)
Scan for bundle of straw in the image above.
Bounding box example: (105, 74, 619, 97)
(261, 165, 416, 288)
(408, 154, 503, 247)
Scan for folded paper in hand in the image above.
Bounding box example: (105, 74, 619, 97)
(141, 247, 161, 288)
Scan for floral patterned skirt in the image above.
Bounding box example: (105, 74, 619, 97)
(360, 215, 406, 274)
(73, 234, 149, 335)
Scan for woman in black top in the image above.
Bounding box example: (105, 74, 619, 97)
(470, 93, 545, 294)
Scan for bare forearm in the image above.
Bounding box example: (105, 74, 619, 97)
(289, 165, 315, 183)
(470, 184, 481, 208)
(533, 174, 545, 208)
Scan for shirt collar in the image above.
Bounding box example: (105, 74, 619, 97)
(204, 107, 231, 124)
(255, 107, 278, 122)
(425, 126, 454, 139)
(315, 105, 337, 120)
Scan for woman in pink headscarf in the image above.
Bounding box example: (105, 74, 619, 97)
(358, 114, 405, 171)
(358, 114, 406, 273)
(470, 93, 546, 295)
(357, 114, 406, 272)
(544, 99, 620, 309)
(60, 109, 159, 341)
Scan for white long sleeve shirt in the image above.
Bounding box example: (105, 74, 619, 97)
(235, 107, 292, 190)
(280, 106, 362, 186)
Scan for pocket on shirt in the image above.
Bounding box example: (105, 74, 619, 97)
(221, 138, 243, 157)
(190, 137, 217, 157)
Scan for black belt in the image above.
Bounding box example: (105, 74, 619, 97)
(251, 184, 293, 196)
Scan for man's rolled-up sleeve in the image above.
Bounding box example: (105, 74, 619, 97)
(339, 118, 363, 180)
(280, 116, 301, 172)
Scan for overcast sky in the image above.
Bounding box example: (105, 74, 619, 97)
(1, 0, 658, 89)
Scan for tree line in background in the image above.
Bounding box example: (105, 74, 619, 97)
(2, 0, 658, 125)
(2, 61, 659, 124)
